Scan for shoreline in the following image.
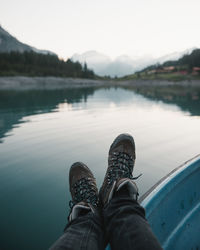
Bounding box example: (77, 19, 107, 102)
(0, 76, 200, 90)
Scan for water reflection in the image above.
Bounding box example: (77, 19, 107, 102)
(1, 86, 200, 143)
(128, 86, 200, 116)
(0, 88, 96, 142)
(0, 86, 200, 250)
(0, 86, 200, 143)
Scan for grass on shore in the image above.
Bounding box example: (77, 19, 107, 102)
(120, 72, 200, 82)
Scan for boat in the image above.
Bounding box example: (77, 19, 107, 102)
(140, 154, 200, 249)
(106, 154, 200, 249)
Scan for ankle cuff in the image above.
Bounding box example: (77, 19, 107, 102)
(116, 178, 138, 200)
(69, 202, 94, 221)
(107, 178, 138, 204)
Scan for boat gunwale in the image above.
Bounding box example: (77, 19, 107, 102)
(139, 153, 200, 205)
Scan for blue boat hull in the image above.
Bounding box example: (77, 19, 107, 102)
(140, 154, 200, 249)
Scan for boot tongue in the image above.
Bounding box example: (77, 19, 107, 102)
(69, 201, 91, 221)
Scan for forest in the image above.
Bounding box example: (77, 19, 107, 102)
(143, 49, 200, 73)
(0, 51, 95, 78)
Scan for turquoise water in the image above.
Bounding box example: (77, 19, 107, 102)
(0, 86, 200, 249)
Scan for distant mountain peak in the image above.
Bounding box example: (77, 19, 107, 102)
(0, 26, 12, 37)
(0, 25, 56, 55)
(71, 48, 198, 77)
(155, 47, 197, 64)
(82, 50, 107, 57)
(71, 50, 111, 68)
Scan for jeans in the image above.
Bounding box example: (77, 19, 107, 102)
(50, 191, 162, 250)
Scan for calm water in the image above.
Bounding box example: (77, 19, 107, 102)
(0, 86, 200, 250)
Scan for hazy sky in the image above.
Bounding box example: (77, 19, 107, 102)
(0, 0, 200, 59)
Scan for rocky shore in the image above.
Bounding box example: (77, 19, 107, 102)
(0, 76, 112, 90)
(0, 76, 200, 90)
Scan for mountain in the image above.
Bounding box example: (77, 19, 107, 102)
(156, 48, 196, 64)
(71, 49, 196, 77)
(160, 49, 200, 69)
(72, 51, 111, 76)
(136, 48, 200, 77)
(0, 25, 55, 55)
(71, 51, 135, 77)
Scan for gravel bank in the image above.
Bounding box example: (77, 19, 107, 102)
(0, 76, 113, 90)
(0, 76, 200, 90)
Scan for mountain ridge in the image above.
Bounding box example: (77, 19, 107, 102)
(71, 49, 196, 77)
(0, 25, 55, 55)
(0, 25, 197, 78)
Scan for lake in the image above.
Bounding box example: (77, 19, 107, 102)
(0, 85, 200, 250)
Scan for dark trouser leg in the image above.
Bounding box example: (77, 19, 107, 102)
(103, 191, 162, 250)
(50, 210, 105, 250)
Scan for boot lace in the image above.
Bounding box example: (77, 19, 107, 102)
(69, 177, 98, 209)
(107, 151, 142, 187)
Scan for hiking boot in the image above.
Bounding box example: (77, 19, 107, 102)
(68, 162, 98, 221)
(99, 133, 139, 206)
